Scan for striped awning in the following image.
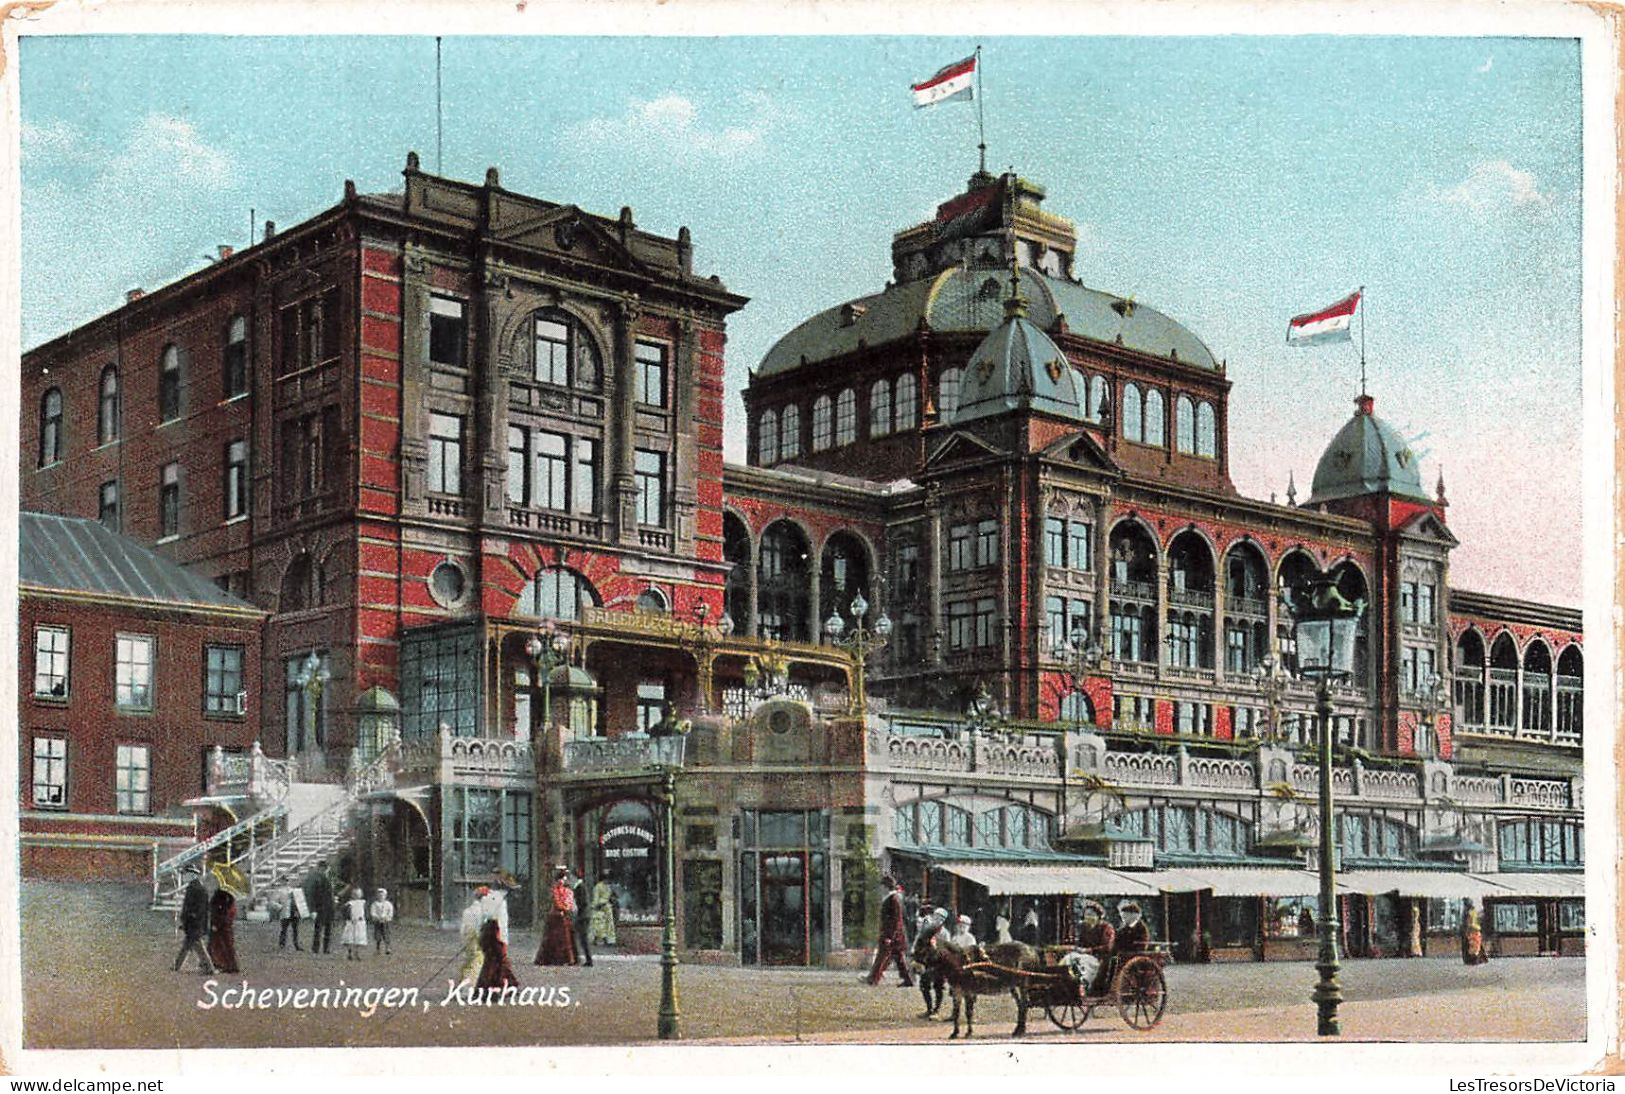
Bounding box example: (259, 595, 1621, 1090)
(1473, 872, 1586, 898)
(1337, 870, 1507, 900)
(1147, 868, 1324, 897)
(939, 863, 1160, 897)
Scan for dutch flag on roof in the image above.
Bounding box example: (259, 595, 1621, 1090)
(1287, 290, 1361, 346)
(912, 55, 977, 109)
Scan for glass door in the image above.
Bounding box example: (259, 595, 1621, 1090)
(760, 853, 808, 965)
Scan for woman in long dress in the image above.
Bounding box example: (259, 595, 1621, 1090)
(206, 887, 240, 973)
(458, 887, 491, 985)
(535, 867, 577, 965)
(589, 880, 618, 946)
(476, 917, 520, 990)
(1462, 902, 1490, 965)
(340, 887, 368, 960)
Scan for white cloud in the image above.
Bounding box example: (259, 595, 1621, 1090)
(568, 94, 767, 158)
(1431, 160, 1550, 217)
(111, 113, 236, 189)
(1476, 55, 1494, 75)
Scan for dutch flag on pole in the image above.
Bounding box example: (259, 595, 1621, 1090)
(1286, 290, 1362, 346)
(912, 55, 977, 108)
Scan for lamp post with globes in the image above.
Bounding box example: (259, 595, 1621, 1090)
(1283, 575, 1365, 1037)
(524, 621, 571, 761)
(683, 601, 734, 714)
(293, 651, 330, 761)
(1416, 671, 1451, 760)
(1251, 653, 1291, 744)
(822, 592, 892, 716)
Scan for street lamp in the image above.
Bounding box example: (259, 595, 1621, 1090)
(1056, 633, 1103, 733)
(965, 681, 1003, 738)
(656, 765, 680, 1039)
(294, 651, 330, 756)
(823, 591, 892, 715)
(1416, 671, 1451, 760)
(524, 622, 571, 755)
(682, 601, 734, 714)
(1284, 575, 1364, 1038)
(1251, 653, 1290, 743)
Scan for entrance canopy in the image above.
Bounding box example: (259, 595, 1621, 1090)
(941, 862, 1160, 897)
(1147, 867, 1324, 897)
(1337, 870, 1507, 900)
(1473, 872, 1586, 898)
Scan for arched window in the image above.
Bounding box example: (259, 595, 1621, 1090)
(779, 404, 801, 460)
(1455, 631, 1486, 729)
(516, 567, 599, 621)
(98, 367, 120, 444)
(1196, 401, 1216, 458)
(1122, 383, 1142, 443)
(635, 588, 669, 614)
(1556, 645, 1582, 742)
(1488, 634, 1519, 732)
(1521, 641, 1552, 737)
(894, 374, 918, 430)
(159, 345, 182, 423)
(757, 409, 778, 466)
(38, 388, 63, 466)
(812, 395, 833, 452)
(758, 520, 811, 641)
(531, 309, 603, 390)
(1175, 395, 1195, 453)
(723, 512, 752, 635)
(280, 553, 315, 613)
(835, 388, 857, 445)
(939, 368, 962, 420)
(1144, 388, 1165, 447)
(869, 381, 892, 438)
(223, 314, 248, 399)
(1059, 689, 1095, 726)
(820, 531, 871, 635)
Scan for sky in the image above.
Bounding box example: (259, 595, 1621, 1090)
(17, 33, 1585, 604)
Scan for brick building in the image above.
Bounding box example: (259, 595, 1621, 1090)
(20, 160, 1585, 962)
(19, 512, 265, 881)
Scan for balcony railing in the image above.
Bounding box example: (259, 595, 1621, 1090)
(1227, 594, 1271, 618)
(427, 495, 472, 519)
(563, 734, 686, 774)
(1168, 587, 1215, 610)
(1111, 579, 1157, 601)
(506, 507, 605, 539)
(398, 730, 534, 782)
(639, 527, 675, 551)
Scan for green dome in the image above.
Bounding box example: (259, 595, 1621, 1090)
(948, 290, 1086, 424)
(1308, 394, 1428, 504)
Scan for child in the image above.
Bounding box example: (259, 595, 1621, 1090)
(369, 887, 394, 956)
(340, 886, 368, 960)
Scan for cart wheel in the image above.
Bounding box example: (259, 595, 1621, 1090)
(1116, 957, 1167, 1030)
(1045, 1000, 1091, 1031)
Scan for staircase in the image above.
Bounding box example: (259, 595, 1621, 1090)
(152, 741, 397, 912)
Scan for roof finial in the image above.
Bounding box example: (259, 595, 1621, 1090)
(1004, 179, 1027, 320)
(1435, 466, 1448, 505)
(1286, 470, 1298, 507)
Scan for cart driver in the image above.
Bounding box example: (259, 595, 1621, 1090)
(1075, 900, 1115, 993)
(1115, 900, 1151, 955)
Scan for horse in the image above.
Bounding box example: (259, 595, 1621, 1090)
(927, 938, 1048, 1039)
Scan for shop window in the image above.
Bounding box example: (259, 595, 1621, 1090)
(1265, 897, 1320, 940)
(1493, 902, 1538, 933)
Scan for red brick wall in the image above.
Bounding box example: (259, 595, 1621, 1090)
(22, 843, 153, 883)
(19, 593, 262, 816)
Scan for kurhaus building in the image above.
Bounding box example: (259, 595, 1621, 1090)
(19, 159, 1585, 964)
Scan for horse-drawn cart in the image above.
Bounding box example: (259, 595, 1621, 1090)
(1040, 943, 1170, 1031)
(931, 939, 1170, 1038)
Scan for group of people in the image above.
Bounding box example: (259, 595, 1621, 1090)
(172, 872, 242, 976)
(536, 865, 617, 966)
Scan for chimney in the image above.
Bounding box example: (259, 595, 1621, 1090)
(125, 288, 145, 303)
(217, 245, 234, 261)
(264, 220, 276, 241)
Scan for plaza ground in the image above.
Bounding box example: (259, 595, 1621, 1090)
(20, 882, 1586, 1049)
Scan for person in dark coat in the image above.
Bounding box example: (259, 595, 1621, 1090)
(172, 875, 215, 974)
(571, 871, 594, 967)
(1075, 900, 1116, 993)
(864, 874, 914, 987)
(303, 860, 337, 954)
(206, 886, 240, 973)
(1114, 901, 1151, 955)
(911, 906, 949, 1016)
(476, 917, 520, 991)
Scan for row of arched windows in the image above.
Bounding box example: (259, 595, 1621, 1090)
(754, 375, 919, 465)
(35, 318, 250, 469)
(1455, 630, 1583, 742)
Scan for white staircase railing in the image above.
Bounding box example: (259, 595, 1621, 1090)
(151, 803, 288, 908)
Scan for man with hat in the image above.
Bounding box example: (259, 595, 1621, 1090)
(864, 874, 913, 987)
(1115, 900, 1151, 955)
(910, 906, 950, 1017)
(947, 913, 978, 951)
(1075, 900, 1116, 993)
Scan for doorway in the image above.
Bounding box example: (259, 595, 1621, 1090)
(760, 853, 810, 965)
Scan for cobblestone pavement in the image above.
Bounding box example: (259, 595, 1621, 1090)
(20, 882, 1587, 1049)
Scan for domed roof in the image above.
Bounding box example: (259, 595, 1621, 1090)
(948, 285, 1086, 424)
(756, 266, 1218, 377)
(1308, 394, 1428, 504)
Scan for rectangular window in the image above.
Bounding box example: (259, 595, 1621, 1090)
(946, 599, 974, 651)
(636, 680, 668, 732)
(635, 449, 666, 525)
(115, 634, 155, 710)
(573, 438, 599, 516)
(32, 736, 67, 808)
(1069, 521, 1093, 572)
(973, 597, 997, 648)
(975, 519, 999, 568)
(159, 462, 181, 539)
(1046, 595, 1067, 648)
(115, 743, 151, 815)
(1044, 517, 1066, 567)
(428, 412, 463, 494)
(895, 544, 920, 602)
(429, 296, 467, 368)
(223, 316, 248, 399)
(1401, 582, 1417, 624)
(1417, 582, 1436, 625)
(1401, 646, 1419, 693)
(99, 480, 119, 531)
(204, 645, 245, 715)
(948, 523, 974, 572)
(506, 426, 529, 505)
(534, 317, 569, 385)
(636, 340, 669, 408)
(224, 440, 249, 520)
(535, 431, 569, 510)
(1069, 599, 1091, 646)
(34, 625, 69, 698)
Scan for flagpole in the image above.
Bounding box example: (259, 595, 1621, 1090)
(975, 45, 987, 177)
(436, 36, 444, 175)
(1359, 284, 1367, 397)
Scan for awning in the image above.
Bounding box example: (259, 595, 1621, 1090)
(1147, 868, 1324, 897)
(1337, 870, 1507, 900)
(1473, 872, 1586, 898)
(940, 862, 1160, 897)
